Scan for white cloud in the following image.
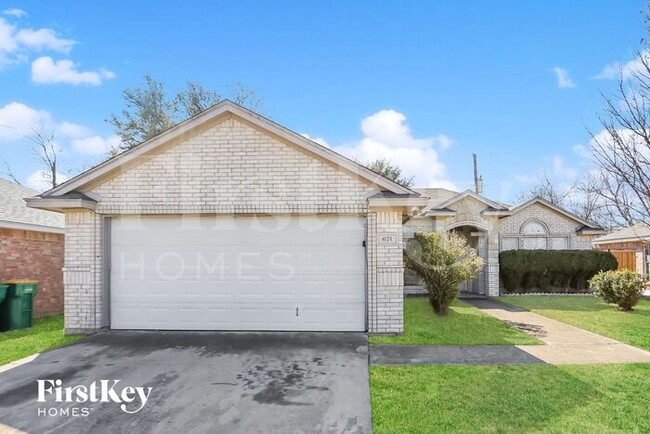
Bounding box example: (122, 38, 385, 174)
(0, 17, 75, 67)
(301, 133, 330, 148)
(0, 101, 52, 141)
(26, 170, 68, 192)
(15, 28, 74, 53)
(72, 134, 120, 155)
(552, 66, 575, 89)
(333, 109, 455, 189)
(594, 51, 649, 80)
(56, 121, 92, 139)
(2, 8, 26, 18)
(551, 155, 578, 180)
(31, 56, 115, 85)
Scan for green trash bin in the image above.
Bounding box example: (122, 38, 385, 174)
(0, 283, 7, 306)
(0, 280, 38, 331)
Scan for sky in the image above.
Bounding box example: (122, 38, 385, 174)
(0, 0, 647, 202)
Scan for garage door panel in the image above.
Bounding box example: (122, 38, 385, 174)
(112, 278, 366, 302)
(111, 215, 366, 331)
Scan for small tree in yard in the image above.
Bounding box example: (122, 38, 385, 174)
(404, 232, 484, 315)
(590, 270, 645, 311)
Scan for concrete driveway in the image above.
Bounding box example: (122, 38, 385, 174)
(0, 332, 371, 434)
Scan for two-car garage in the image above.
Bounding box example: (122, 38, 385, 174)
(28, 101, 415, 334)
(109, 215, 367, 331)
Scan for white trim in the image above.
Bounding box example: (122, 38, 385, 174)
(42, 100, 414, 198)
(432, 189, 507, 212)
(425, 209, 457, 217)
(482, 209, 513, 217)
(0, 219, 64, 234)
(445, 220, 489, 232)
(368, 197, 429, 208)
(593, 235, 650, 245)
(510, 196, 601, 230)
(25, 197, 97, 211)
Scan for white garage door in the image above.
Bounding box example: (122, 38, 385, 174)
(110, 215, 366, 331)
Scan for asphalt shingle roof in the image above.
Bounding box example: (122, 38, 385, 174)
(0, 178, 64, 230)
(594, 223, 650, 244)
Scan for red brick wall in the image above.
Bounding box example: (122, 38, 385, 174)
(0, 228, 64, 317)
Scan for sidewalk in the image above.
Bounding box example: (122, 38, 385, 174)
(466, 299, 650, 365)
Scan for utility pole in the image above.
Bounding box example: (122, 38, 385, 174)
(472, 153, 484, 195)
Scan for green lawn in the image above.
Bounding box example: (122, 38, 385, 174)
(371, 363, 650, 434)
(0, 315, 85, 366)
(369, 297, 541, 346)
(497, 296, 650, 351)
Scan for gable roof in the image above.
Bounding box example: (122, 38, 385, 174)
(428, 189, 510, 213)
(510, 196, 604, 231)
(0, 178, 64, 233)
(593, 223, 650, 245)
(39, 100, 415, 199)
(414, 188, 459, 211)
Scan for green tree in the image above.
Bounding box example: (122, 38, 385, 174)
(366, 158, 414, 188)
(404, 232, 484, 315)
(108, 74, 173, 151)
(108, 75, 264, 152)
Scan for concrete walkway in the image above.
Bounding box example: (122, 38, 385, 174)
(466, 299, 650, 365)
(370, 345, 544, 365)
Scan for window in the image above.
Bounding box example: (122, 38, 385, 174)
(521, 221, 548, 235)
(522, 237, 547, 250)
(500, 237, 518, 251)
(550, 237, 568, 250)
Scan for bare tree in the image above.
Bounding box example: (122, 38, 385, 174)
(588, 9, 650, 225)
(1, 157, 20, 185)
(30, 126, 59, 189)
(229, 81, 264, 113)
(516, 171, 572, 206)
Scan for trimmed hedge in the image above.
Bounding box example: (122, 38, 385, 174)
(499, 250, 617, 293)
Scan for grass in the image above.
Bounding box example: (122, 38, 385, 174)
(371, 363, 650, 434)
(497, 296, 650, 351)
(0, 315, 85, 366)
(369, 297, 541, 346)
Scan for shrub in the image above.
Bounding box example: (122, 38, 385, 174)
(404, 232, 484, 315)
(499, 250, 617, 293)
(590, 270, 644, 311)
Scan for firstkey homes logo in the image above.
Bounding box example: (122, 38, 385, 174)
(36, 379, 153, 417)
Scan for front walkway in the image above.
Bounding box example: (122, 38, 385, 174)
(466, 299, 650, 364)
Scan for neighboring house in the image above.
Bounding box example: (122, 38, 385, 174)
(593, 223, 650, 277)
(0, 178, 65, 317)
(403, 189, 607, 296)
(27, 100, 428, 335)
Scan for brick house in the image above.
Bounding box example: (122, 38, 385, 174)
(0, 178, 65, 317)
(403, 190, 607, 296)
(27, 101, 428, 334)
(593, 223, 650, 277)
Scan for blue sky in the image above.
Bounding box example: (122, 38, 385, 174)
(0, 0, 647, 201)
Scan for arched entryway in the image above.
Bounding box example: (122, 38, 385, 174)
(448, 223, 487, 296)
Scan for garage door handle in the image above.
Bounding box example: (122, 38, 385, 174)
(296, 307, 299, 317)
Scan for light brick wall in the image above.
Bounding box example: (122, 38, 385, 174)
(63, 210, 103, 333)
(367, 209, 404, 333)
(63, 116, 406, 334)
(499, 203, 595, 250)
(92, 117, 377, 214)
